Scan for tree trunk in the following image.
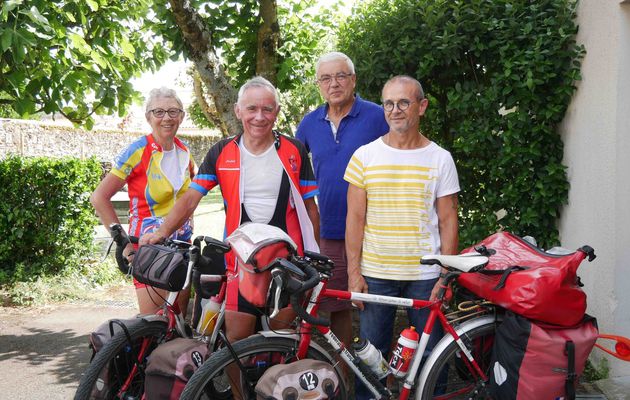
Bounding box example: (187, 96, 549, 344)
(168, 0, 241, 136)
(192, 71, 228, 137)
(256, 0, 280, 85)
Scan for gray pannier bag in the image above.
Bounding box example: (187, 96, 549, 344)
(254, 359, 340, 400)
(89, 318, 143, 355)
(87, 318, 144, 399)
(144, 337, 209, 400)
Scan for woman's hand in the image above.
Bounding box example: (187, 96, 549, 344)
(138, 231, 166, 246)
(122, 242, 136, 264)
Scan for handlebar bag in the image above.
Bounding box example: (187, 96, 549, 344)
(133, 244, 187, 291)
(489, 312, 598, 400)
(457, 232, 595, 326)
(227, 223, 297, 307)
(144, 337, 209, 400)
(254, 358, 340, 400)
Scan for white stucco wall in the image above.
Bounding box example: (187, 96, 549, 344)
(559, 0, 630, 376)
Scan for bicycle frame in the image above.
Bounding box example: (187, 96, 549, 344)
(115, 257, 228, 398)
(112, 259, 190, 398)
(292, 276, 490, 400)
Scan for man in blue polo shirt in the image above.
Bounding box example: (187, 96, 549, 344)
(296, 52, 389, 347)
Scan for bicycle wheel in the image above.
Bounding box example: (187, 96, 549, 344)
(180, 334, 348, 400)
(418, 322, 495, 400)
(74, 319, 169, 400)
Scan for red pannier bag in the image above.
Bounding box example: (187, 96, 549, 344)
(489, 312, 599, 400)
(457, 232, 596, 326)
(227, 223, 298, 307)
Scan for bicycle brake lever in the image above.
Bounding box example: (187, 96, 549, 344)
(101, 238, 115, 263)
(269, 274, 284, 319)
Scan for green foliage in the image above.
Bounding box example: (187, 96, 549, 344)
(0, 104, 20, 119)
(582, 357, 610, 382)
(339, 0, 584, 248)
(152, 0, 339, 133)
(3, 257, 129, 306)
(0, 1, 339, 132)
(0, 156, 101, 284)
(187, 98, 216, 130)
(275, 0, 341, 132)
(0, 0, 169, 128)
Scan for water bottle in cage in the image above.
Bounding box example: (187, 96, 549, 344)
(389, 326, 419, 378)
(352, 337, 390, 379)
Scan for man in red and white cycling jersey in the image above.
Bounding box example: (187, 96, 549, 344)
(140, 76, 320, 344)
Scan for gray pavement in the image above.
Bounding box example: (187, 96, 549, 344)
(0, 301, 136, 399)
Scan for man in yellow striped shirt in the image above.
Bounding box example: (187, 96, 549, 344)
(344, 75, 459, 399)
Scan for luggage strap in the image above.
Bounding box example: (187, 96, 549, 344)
(479, 265, 529, 290)
(565, 340, 576, 400)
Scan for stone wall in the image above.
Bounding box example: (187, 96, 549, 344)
(0, 118, 220, 164)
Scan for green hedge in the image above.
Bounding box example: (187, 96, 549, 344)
(0, 156, 101, 283)
(338, 0, 583, 248)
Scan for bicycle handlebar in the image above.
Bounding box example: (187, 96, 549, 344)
(269, 258, 330, 327)
(292, 263, 330, 326)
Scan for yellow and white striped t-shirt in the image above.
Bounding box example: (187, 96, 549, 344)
(344, 139, 459, 281)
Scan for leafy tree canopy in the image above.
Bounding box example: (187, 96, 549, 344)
(339, 0, 584, 248)
(156, 0, 337, 135)
(0, 0, 337, 134)
(0, 0, 170, 129)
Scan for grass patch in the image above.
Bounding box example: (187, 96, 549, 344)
(199, 190, 223, 206)
(582, 357, 610, 382)
(1, 256, 130, 306)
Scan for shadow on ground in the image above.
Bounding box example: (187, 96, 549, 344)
(0, 326, 91, 385)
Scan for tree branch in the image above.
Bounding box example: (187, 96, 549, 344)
(168, 0, 241, 136)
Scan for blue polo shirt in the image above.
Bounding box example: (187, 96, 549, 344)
(296, 95, 389, 239)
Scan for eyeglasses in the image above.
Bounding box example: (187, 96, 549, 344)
(149, 108, 183, 118)
(382, 99, 415, 112)
(317, 72, 354, 85)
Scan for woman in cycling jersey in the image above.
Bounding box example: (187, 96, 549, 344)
(91, 87, 195, 314)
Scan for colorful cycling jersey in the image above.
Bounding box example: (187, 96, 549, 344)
(190, 132, 319, 272)
(111, 134, 195, 238)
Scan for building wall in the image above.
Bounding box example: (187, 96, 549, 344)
(559, 0, 630, 376)
(0, 118, 219, 166)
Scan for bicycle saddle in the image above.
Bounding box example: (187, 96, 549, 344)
(421, 254, 489, 273)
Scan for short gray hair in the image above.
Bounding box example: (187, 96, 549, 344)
(237, 76, 280, 107)
(315, 52, 355, 76)
(383, 75, 425, 100)
(145, 87, 184, 113)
